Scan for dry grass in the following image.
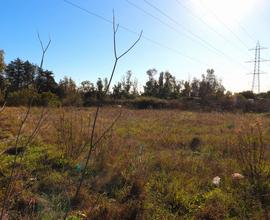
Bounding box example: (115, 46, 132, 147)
(0, 107, 270, 219)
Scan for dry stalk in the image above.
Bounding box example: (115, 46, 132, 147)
(0, 33, 51, 219)
(63, 11, 142, 219)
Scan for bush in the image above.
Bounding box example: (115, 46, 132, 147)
(38, 92, 61, 107)
(61, 93, 82, 107)
(195, 189, 236, 220)
(7, 88, 39, 106)
(235, 120, 270, 218)
(129, 97, 168, 109)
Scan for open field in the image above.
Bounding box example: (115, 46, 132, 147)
(0, 107, 270, 219)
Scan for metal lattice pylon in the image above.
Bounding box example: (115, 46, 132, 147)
(246, 41, 269, 93)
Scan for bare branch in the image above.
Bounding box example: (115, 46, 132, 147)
(37, 32, 51, 69)
(37, 32, 44, 52)
(93, 109, 122, 148)
(69, 11, 142, 209)
(117, 30, 143, 60)
(0, 32, 51, 218)
(113, 10, 118, 60)
(0, 105, 31, 219)
(78, 109, 122, 156)
(115, 24, 119, 34)
(22, 108, 48, 150)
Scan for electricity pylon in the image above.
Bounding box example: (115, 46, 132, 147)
(246, 41, 269, 93)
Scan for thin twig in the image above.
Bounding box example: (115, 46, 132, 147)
(63, 11, 142, 219)
(0, 33, 51, 219)
(37, 32, 51, 69)
(0, 105, 31, 219)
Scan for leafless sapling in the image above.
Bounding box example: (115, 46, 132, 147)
(0, 33, 51, 219)
(67, 11, 142, 215)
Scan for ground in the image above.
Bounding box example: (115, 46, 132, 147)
(0, 107, 270, 219)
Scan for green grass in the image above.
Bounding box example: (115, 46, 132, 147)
(0, 107, 270, 219)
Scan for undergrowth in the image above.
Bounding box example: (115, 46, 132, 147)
(0, 108, 270, 219)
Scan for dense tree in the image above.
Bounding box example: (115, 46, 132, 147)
(112, 82, 123, 99)
(163, 72, 173, 98)
(144, 69, 159, 97)
(79, 80, 96, 105)
(96, 78, 104, 100)
(131, 77, 139, 96)
(58, 77, 82, 106)
(123, 70, 132, 95)
(3, 54, 268, 111)
(199, 69, 224, 99)
(0, 50, 5, 73)
(181, 81, 191, 97)
(239, 91, 255, 99)
(80, 80, 95, 94)
(191, 78, 200, 97)
(0, 50, 5, 92)
(112, 71, 138, 99)
(144, 70, 182, 99)
(35, 69, 58, 93)
(5, 58, 36, 92)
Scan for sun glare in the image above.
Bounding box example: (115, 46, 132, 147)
(191, 0, 261, 27)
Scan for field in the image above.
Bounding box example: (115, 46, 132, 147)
(0, 107, 270, 219)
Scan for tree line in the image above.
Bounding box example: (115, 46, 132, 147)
(1, 50, 270, 111)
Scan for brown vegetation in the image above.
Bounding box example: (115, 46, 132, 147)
(0, 107, 270, 219)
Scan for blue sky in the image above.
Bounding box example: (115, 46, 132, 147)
(0, 0, 270, 92)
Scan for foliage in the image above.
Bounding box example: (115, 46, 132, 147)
(235, 120, 270, 218)
(7, 88, 39, 106)
(0, 50, 5, 73)
(129, 97, 168, 109)
(5, 58, 36, 92)
(1, 54, 270, 111)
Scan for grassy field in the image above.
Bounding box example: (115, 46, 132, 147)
(0, 107, 270, 219)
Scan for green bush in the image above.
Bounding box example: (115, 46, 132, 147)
(7, 88, 39, 106)
(38, 92, 61, 107)
(62, 93, 82, 107)
(144, 172, 197, 219)
(129, 97, 169, 109)
(195, 189, 237, 220)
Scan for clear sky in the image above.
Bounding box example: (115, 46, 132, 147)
(0, 0, 270, 92)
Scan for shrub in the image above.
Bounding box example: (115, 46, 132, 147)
(38, 92, 61, 107)
(61, 92, 82, 107)
(37, 172, 65, 195)
(195, 189, 236, 220)
(235, 120, 270, 219)
(7, 88, 39, 106)
(189, 137, 201, 152)
(144, 172, 196, 218)
(129, 97, 168, 109)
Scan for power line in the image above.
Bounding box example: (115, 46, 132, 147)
(237, 23, 257, 44)
(125, 0, 190, 40)
(143, 0, 223, 55)
(174, 0, 252, 57)
(197, 0, 251, 50)
(63, 0, 207, 66)
(125, 0, 220, 58)
(142, 0, 249, 71)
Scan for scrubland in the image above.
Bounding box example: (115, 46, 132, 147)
(0, 107, 270, 219)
